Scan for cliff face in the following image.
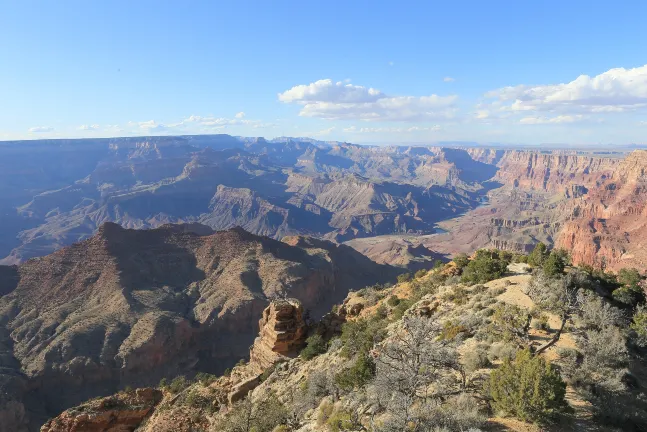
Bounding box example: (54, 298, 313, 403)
(0, 223, 397, 430)
(248, 299, 306, 374)
(556, 150, 647, 270)
(494, 151, 621, 194)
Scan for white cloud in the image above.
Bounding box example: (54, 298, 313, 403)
(475, 110, 490, 119)
(278, 79, 384, 104)
(519, 115, 586, 125)
(78, 124, 100, 131)
(184, 114, 257, 128)
(136, 120, 169, 132)
(343, 125, 441, 133)
(279, 79, 457, 122)
(485, 64, 647, 114)
(443, 77, 455, 82)
(28, 126, 54, 133)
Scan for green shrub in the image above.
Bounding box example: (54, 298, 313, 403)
(453, 253, 470, 271)
(335, 353, 376, 391)
(390, 298, 414, 320)
(397, 273, 412, 283)
(463, 346, 491, 372)
(632, 305, 647, 346)
(158, 378, 168, 389)
(488, 349, 568, 423)
(340, 315, 387, 357)
(543, 250, 568, 277)
(461, 249, 508, 284)
(194, 372, 217, 386)
(414, 269, 428, 278)
(326, 409, 357, 432)
(386, 295, 400, 307)
(528, 243, 549, 267)
(168, 376, 189, 393)
(442, 285, 470, 305)
(438, 320, 468, 341)
(300, 334, 328, 360)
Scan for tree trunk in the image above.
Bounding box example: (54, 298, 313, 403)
(534, 315, 567, 356)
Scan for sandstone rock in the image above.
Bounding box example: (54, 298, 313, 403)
(249, 299, 307, 374)
(40, 388, 162, 432)
(227, 376, 262, 405)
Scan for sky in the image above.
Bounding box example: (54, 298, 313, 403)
(1, 0, 647, 146)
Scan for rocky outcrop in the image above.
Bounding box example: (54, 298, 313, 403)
(248, 299, 306, 374)
(494, 151, 620, 193)
(40, 388, 162, 432)
(556, 150, 647, 270)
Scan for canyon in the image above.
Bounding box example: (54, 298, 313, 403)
(0, 222, 397, 430)
(2, 135, 647, 430)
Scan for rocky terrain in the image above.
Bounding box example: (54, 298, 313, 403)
(38, 252, 647, 432)
(2, 135, 633, 273)
(0, 223, 398, 430)
(557, 150, 647, 271)
(0, 136, 494, 265)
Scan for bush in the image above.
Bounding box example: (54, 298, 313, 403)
(397, 273, 412, 283)
(438, 320, 468, 341)
(543, 250, 568, 277)
(528, 243, 549, 267)
(463, 346, 490, 372)
(487, 342, 518, 362)
(461, 249, 508, 284)
(442, 285, 470, 305)
(386, 295, 400, 307)
(453, 253, 470, 271)
(339, 315, 387, 358)
(488, 349, 568, 423)
(631, 305, 647, 346)
(300, 334, 328, 360)
(415, 269, 428, 278)
(194, 372, 217, 386)
(168, 376, 189, 393)
(335, 353, 376, 391)
(390, 298, 414, 320)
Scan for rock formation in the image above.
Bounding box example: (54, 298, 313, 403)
(248, 299, 306, 374)
(40, 388, 162, 432)
(0, 223, 397, 430)
(557, 150, 647, 270)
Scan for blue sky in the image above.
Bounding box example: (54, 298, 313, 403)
(1, 1, 646, 145)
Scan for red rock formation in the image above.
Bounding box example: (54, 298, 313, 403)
(557, 150, 647, 270)
(40, 388, 162, 432)
(248, 299, 306, 374)
(494, 151, 620, 193)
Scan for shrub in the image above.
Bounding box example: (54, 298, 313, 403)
(453, 253, 470, 271)
(442, 285, 470, 305)
(168, 376, 189, 393)
(543, 250, 568, 277)
(461, 249, 508, 284)
(300, 334, 328, 360)
(463, 346, 490, 372)
(386, 295, 400, 307)
(326, 409, 357, 432)
(487, 342, 518, 362)
(631, 305, 647, 346)
(397, 273, 412, 283)
(340, 315, 387, 357)
(185, 389, 211, 409)
(390, 298, 414, 320)
(438, 320, 468, 341)
(194, 372, 217, 386)
(415, 269, 428, 278)
(488, 349, 568, 423)
(335, 353, 376, 391)
(158, 378, 168, 389)
(528, 243, 549, 267)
